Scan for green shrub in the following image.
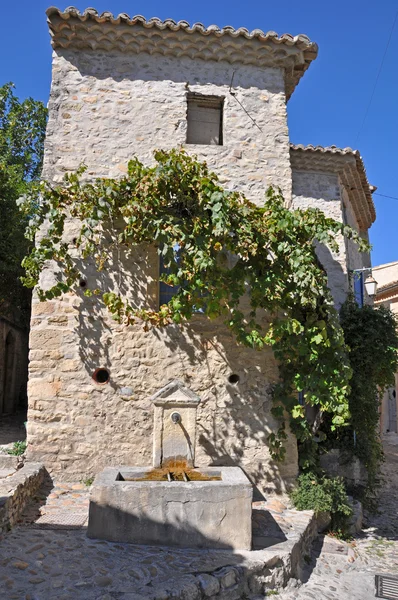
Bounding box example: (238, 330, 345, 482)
(6, 440, 27, 456)
(291, 471, 352, 531)
(82, 476, 94, 487)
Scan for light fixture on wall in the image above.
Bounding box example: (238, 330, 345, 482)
(351, 267, 378, 300)
(364, 274, 378, 298)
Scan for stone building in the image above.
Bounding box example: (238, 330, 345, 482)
(27, 7, 376, 492)
(374, 261, 398, 434)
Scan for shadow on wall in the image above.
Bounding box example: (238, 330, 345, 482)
(155, 324, 292, 499)
(61, 48, 284, 93)
(49, 220, 349, 493)
(59, 230, 297, 498)
(87, 500, 244, 550)
(315, 243, 349, 311)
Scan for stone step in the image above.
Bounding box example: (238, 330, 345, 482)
(0, 462, 46, 533)
(0, 468, 16, 479)
(0, 454, 19, 469)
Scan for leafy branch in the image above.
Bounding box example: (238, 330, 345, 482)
(20, 149, 370, 457)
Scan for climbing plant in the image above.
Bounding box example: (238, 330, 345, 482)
(19, 149, 370, 457)
(325, 299, 398, 505)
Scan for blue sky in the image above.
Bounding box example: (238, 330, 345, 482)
(1, 0, 397, 266)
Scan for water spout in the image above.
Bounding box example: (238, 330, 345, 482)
(170, 412, 181, 424)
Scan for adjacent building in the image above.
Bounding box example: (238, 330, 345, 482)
(374, 261, 398, 434)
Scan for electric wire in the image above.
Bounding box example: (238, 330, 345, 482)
(355, 10, 398, 144)
(373, 193, 398, 201)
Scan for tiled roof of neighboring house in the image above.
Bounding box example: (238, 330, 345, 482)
(290, 144, 376, 230)
(375, 279, 398, 303)
(46, 7, 318, 100)
(377, 280, 398, 293)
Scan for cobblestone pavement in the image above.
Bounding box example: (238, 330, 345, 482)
(0, 478, 240, 599)
(1, 435, 396, 599)
(278, 433, 398, 600)
(0, 474, 315, 599)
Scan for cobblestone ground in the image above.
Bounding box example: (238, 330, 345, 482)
(1, 474, 308, 599)
(0, 434, 396, 599)
(278, 433, 398, 600)
(0, 411, 27, 449)
(0, 477, 248, 599)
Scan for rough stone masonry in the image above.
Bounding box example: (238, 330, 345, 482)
(26, 8, 375, 492)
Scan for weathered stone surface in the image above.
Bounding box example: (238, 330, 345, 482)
(319, 449, 367, 486)
(0, 462, 46, 533)
(151, 381, 201, 468)
(291, 170, 371, 309)
(87, 466, 253, 550)
(26, 37, 300, 493)
(196, 573, 220, 597)
(347, 497, 363, 535)
(0, 473, 322, 599)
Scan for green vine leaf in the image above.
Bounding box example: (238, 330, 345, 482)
(19, 149, 374, 464)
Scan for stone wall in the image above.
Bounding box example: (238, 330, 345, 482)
(0, 463, 45, 532)
(340, 184, 371, 285)
(27, 48, 298, 493)
(292, 171, 348, 308)
(291, 171, 371, 308)
(43, 50, 292, 202)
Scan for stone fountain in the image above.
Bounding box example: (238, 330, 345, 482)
(87, 381, 253, 549)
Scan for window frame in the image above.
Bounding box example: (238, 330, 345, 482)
(186, 92, 224, 146)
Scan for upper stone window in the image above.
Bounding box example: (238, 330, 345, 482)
(186, 93, 224, 145)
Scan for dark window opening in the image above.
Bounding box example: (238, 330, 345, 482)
(186, 93, 224, 146)
(158, 244, 207, 312)
(159, 244, 181, 308)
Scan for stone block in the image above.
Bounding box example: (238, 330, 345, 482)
(347, 496, 363, 534)
(0, 455, 19, 469)
(87, 466, 252, 549)
(319, 449, 367, 486)
(196, 573, 220, 597)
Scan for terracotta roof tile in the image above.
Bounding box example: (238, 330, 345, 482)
(46, 7, 318, 99)
(290, 144, 376, 230)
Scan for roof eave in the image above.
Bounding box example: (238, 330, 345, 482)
(290, 144, 376, 230)
(46, 7, 318, 100)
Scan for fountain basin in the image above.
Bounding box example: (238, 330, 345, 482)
(87, 466, 253, 549)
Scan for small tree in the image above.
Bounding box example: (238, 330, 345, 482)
(0, 83, 47, 321)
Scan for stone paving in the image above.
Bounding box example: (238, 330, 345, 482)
(0, 474, 316, 599)
(1, 435, 396, 599)
(0, 411, 27, 450)
(278, 433, 398, 600)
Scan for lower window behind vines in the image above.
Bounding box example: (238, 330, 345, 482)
(159, 244, 181, 308)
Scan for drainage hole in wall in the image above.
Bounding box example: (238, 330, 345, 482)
(79, 279, 87, 288)
(93, 368, 110, 384)
(228, 374, 240, 385)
